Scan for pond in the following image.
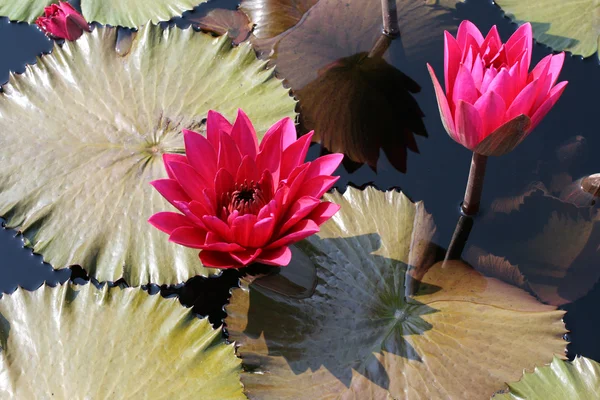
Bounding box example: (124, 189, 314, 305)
(0, 0, 598, 398)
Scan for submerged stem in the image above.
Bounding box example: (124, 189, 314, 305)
(462, 152, 488, 216)
(380, 0, 400, 37)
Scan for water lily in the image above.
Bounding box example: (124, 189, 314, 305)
(149, 110, 343, 269)
(427, 21, 567, 215)
(36, 2, 90, 41)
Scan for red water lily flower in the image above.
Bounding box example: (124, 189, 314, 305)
(428, 21, 567, 155)
(149, 110, 343, 269)
(36, 2, 90, 41)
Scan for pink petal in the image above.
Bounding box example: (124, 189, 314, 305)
(473, 90, 507, 138)
(150, 179, 191, 208)
(280, 131, 314, 180)
(261, 117, 297, 151)
(189, 196, 215, 219)
(215, 168, 235, 197)
(169, 226, 207, 248)
(305, 153, 343, 180)
(444, 31, 462, 97)
(200, 250, 240, 269)
(168, 161, 211, 200)
(506, 23, 532, 70)
(529, 55, 553, 113)
(427, 64, 457, 140)
(148, 212, 194, 234)
(505, 80, 538, 120)
(202, 215, 234, 243)
(217, 131, 242, 178)
(505, 35, 527, 67)
(183, 129, 217, 181)
(255, 246, 292, 266)
(200, 232, 245, 252)
(280, 118, 297, 150)
(258, 198, 279, 221)
(547, 53, 566, 87)
(296, 175, 339, 200)
(256, 125, 282, 184)
(162, 154, 188, 179)
(452, 64, 479, 108)
(278, 196, 321, 235)
(456, 20, 484, 49)
(206, 110, 232, 150)
(307, 201, 340, 226)
(259, 170, 275, 198)
(455, 100, 483, 150)
(463, 46, 474, 71)
(470, 54, 484, 91)
(267, 220, 320, 249)
(231, 248, 262, 265)
(232, 214, 258, 247)
(231, 109, 259, 160)
(485, 69, 514, 108)
(249, 217, 276, 248)
(236, 155, 260, 183)
(529, 81, 568, 132)
(481, 25, 501, 56)
(282, 164, 310, 206)
(480, 68, 498, 94)
(174, 201, 207, 230)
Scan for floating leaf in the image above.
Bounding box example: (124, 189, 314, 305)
(0, 284, 245, 399)
(496, 0, 600, 59)
(265, 0, 463, 172)
(0, 0, 54, 23)
(297, 44, 427, 172)
(493, 356, 600, 400)
(0, 25, 296, 286)
(0, 0, 204, 27)
(466, 191, 600, 305)
(189, 9, 253, 45)
(240, 0, 317, 40)
(226, 187, 566, 400)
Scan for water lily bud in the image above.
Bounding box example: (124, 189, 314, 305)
(36, 2, 90, 41)
(427, 21, 567, 156)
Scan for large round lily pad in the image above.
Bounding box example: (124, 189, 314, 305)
(493, 356, 600, 399)
(0, 283, 245, 399)
(0, 0, 204, 27)
(0, 24, 296, 286)
(496, 0, 600, 59)
(226, 187, 566, 400)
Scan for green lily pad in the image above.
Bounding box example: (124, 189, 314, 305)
(226, 187, 566, 400)
(0, 25, 296, 286)
(0, 283, 245, 399)
(496, 0, 600, 59)
(493, 356, 600, 399)
(0, 0, 204, 27)
(0, 0, 54, 23)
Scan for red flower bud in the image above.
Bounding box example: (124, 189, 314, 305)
(36, 2, 90, 41)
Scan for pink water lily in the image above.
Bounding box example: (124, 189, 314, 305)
(36, 2, 90, 41)
(149, 110, 343, 269)
(427, 21, 567, 155)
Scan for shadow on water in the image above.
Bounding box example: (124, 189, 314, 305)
(237, 233, 438, 390)
(0, 0, 599, 364)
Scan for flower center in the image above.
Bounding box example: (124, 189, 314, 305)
(226, 180, 267, 216)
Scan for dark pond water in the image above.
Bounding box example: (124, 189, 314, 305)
(0, 0, 599, 364)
